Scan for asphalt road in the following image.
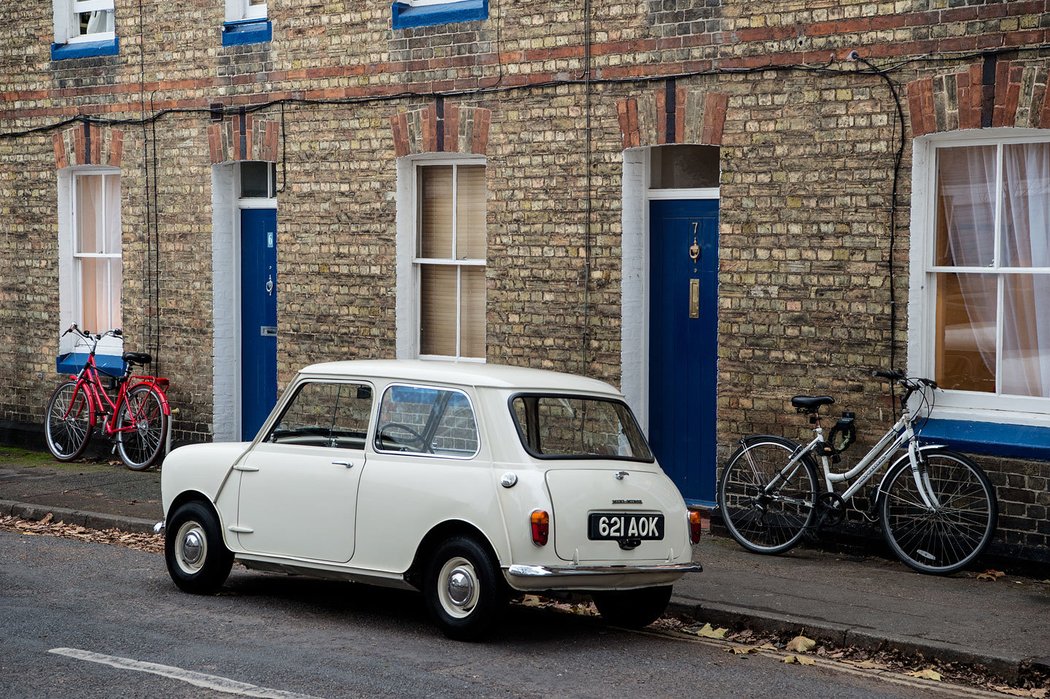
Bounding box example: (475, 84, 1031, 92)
(0, 530, 997, 699)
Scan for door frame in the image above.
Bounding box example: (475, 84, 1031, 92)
(620, 147, 719, 435)
(211, 163, 277, 442)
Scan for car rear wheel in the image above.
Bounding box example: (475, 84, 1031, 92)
(593, 586, 672, 629)
(423, 536, 505, 641)
(165, 501, 233, 594)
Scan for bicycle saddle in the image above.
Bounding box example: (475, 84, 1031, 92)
(791, 395, 834, 412)
(123, 351, 152, 365)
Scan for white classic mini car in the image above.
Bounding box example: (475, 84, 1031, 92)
(160, 360, 702, 639)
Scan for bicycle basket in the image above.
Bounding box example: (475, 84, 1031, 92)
(821, 412, 856, 455)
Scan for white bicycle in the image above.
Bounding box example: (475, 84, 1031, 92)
(718, 370, 998, 575)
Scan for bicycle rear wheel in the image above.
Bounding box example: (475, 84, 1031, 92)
(44, 380, 94, 461)
(880, 450, 997, 575)
(719, 436, 819, 554)
(116, 385, 168, 470)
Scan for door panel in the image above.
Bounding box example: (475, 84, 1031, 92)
(648, 199, 719, 504)
(241, 208, 278, 440)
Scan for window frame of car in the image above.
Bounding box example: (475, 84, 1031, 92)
(262, 378, 376, 451)
(507, 392, 656, 463)
(372, 382, 482, 460)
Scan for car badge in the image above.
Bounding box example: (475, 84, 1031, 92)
(612, 499, 643, 505)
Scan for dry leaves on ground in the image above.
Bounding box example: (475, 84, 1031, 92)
(908, 668, 943, 681)
(0, 515, 163, 553)
(976, 569, 1006, 582)
(785, 635, 817, 653)
(783, 654, 816, 666)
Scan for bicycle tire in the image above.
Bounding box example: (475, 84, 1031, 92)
(719, 435, 819, 554)
(44, 380, 94, 461)
(116, 384, 168, 471)
(879, 450, 997, 575)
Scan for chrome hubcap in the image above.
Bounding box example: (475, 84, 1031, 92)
(175, 521, 207, 575)
(447, 568, 474, 607)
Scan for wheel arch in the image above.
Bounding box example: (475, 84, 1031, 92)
(405, 520, 501, 590)
(166, 490, 230, 544)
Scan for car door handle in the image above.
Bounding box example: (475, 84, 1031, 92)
(332, 460, 354, 469)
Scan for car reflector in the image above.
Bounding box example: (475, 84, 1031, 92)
(530, 510, 549, 546)
(689, 510, 703, 544)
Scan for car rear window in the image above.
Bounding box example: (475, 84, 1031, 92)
(510, 394, 654, 462)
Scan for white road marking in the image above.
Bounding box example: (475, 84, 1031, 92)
(49, 647, 322, 699)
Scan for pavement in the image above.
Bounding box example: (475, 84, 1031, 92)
(1, 446, 1048, 685)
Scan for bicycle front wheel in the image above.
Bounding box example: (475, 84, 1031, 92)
(45, 380, 94, 461)
(116, 385, 168, 471)
(719, 436, 819, 554)
(880, 450, 998, 575)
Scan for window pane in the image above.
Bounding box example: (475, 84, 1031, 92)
(108, 258, 122, 329)
(456, 165, 486, 260)
(420, 166, 453, 259)
(268, 382, 340, 445)
(431, 392, 479, 456)
(76, 176, 102, 254)
(1002, 275, 1050, 398)
(649, 145, 719, 189)
(1002, 143, 1050, 268)
(460, 266, 485, 358)
(104, 175, 120, 254)
(935, 146, 996, 267)
(935, 273, 996, 393)
(420, 265, 456, 356)
(240, 162, 270, 198)
(79, 258, 104, 331)
(510, 396, 653, 460)
(76, 10, 113, 37)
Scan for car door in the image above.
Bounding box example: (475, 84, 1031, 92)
(234, 380, 373, 563)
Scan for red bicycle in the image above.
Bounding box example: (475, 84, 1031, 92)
(45, 324, 172, 470)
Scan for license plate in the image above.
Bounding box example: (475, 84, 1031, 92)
(588, 513, 664, 541)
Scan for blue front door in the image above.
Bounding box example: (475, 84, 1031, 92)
(648, 199, 719, 505)
(240, 208, 278, 440)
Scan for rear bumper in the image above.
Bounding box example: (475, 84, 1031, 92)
(504, 561, 702, 592)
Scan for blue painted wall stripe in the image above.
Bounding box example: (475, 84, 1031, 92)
(918, 418, 1050, 461)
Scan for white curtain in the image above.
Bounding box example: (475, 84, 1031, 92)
(1002, 143, 1050, 398)
(938, 146, 998, 376)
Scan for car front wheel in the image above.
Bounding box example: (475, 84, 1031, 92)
(165, 501, 233, 594)
(423, 536, 505, 641)
(593, 586, 672, 629)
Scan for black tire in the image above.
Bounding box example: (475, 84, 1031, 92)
(423, 536, 505, 641)
(116, 385, 168, 470)
(165, 501, 233, 594)
(719, 435, 819, 554)
(44, 380, 94, 461)
(880, 450, 998, 575)
(593, 586, 672, 629)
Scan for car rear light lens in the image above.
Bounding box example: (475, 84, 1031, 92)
(530, 510, 549, 546)
(688, 510, 703, 544)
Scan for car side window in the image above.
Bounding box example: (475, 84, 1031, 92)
(267, 382, 373, 449)
(375, 385, 478, 457)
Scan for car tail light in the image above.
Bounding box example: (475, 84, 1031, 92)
(688, 510, 703, 544)
(530, 510, 549, 546)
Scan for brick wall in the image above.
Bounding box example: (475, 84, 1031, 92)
(1, 1, 1048, 557)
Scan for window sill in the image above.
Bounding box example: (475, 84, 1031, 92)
(51, 37, 119, 61)
(222, 19, 272, 47)
(919, 418, 1050, 461)
(391, 0, 488, 29)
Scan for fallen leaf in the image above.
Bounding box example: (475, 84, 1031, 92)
(782, 655, 815, 666)
(907, 668, 942, 681)
(785, 635, 817, 653)
(693, 623, 728, 639)
(40, 513, 53, 525)
(852, 660, 883, 670)
(730, 646, 757, 655)
(976, 569, 1005, 582)
(756, 643, 779, 651)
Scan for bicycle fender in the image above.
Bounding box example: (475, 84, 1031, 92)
(873, 443, 949, 504)
(126, 379, 172, 416)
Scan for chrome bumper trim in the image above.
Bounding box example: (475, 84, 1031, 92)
(507, 562, 702, 578)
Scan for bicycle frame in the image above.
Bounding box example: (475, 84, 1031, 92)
(763, 398, 944, 512)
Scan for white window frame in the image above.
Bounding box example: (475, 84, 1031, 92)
(908, 128, 1050, 427)
(226, 0, 267, 22)
(57, 167, 122, 333)
(53, 0, 115, 45)
(395, 154, 487, 362)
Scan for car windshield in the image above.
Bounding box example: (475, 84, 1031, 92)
(510, 394, 654, 462)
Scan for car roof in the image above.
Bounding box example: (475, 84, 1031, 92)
(298, 360, 623, 396)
